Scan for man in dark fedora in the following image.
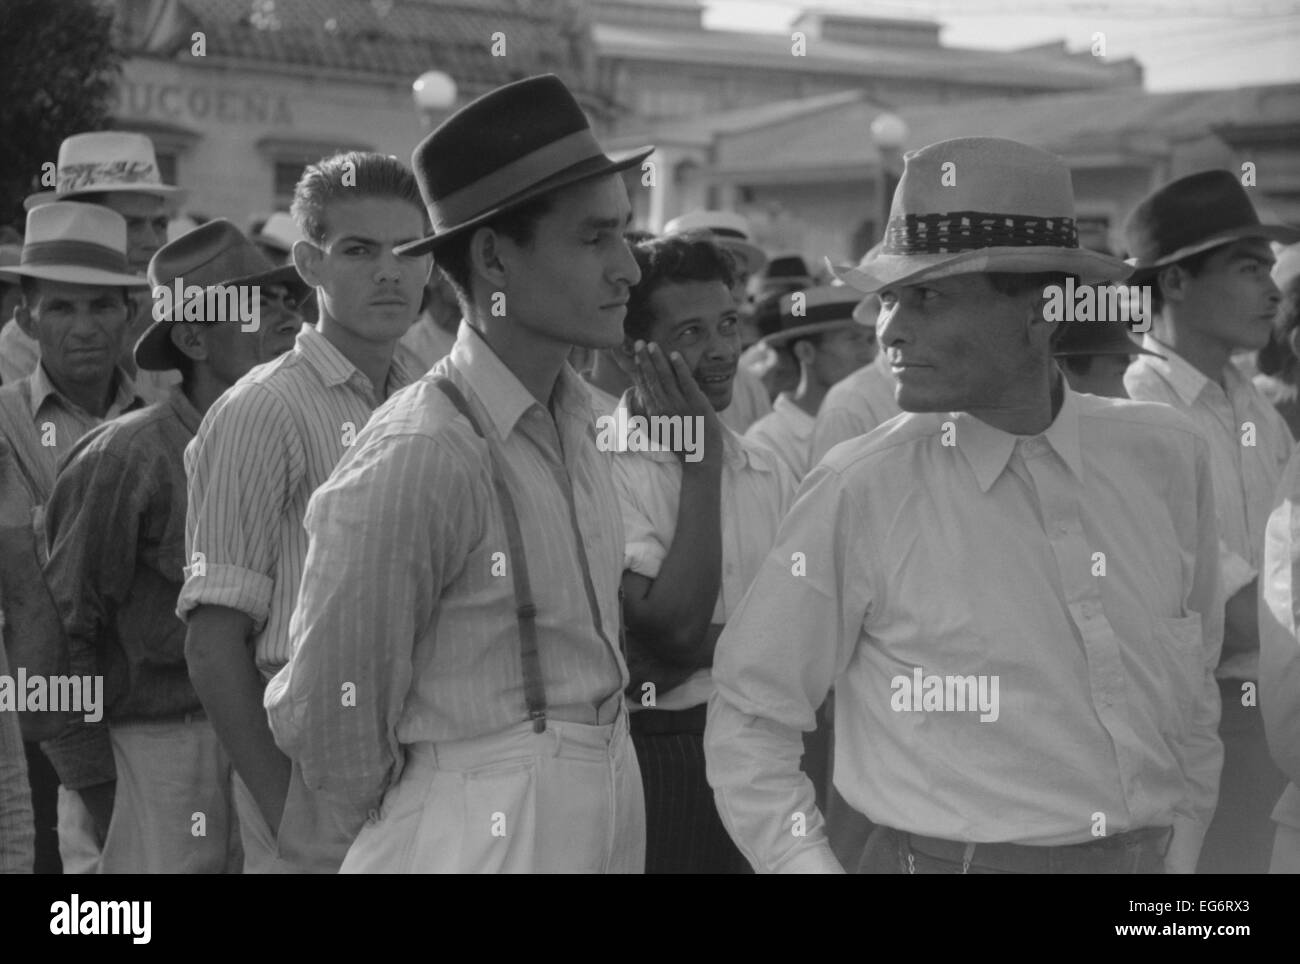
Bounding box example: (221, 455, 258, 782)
(40, 220, 306, 873)
(1124, 169, 1300, 874)
(1053, 315, 1162, 399)
(265, 74, 649, 872)
(704, 137, 1224, 874)
(745, 284, 879, 480)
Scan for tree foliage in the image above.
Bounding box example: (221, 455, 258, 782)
(0, 0, 123, 231)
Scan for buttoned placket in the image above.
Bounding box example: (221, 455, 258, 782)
(1200, 383, 1255, 559)
(1009, 437, 1147, 824)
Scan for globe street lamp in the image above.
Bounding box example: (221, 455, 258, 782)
(870, 112, 908, 246)
(413, 70, 458, 128)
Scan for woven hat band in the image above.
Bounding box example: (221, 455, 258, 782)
(23, 239, 131, 275)
(434, 128, 603, 230)
(883, 211, 1079, 255)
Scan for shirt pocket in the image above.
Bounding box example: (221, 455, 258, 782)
(1151, 614, 1205, 738)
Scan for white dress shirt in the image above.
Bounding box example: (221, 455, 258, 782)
(1127, 335, 1294, 681)
(705, 387, 1224, 873)
(745, 393, 816, 480)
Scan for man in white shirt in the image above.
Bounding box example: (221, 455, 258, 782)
(704, 137, 1224, 874)
(613, 234, 796, 872)
(1123, 169, 1300, 873)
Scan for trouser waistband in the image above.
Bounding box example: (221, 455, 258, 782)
(406, 704, 629, 771)
(896, 825, 1172, 874)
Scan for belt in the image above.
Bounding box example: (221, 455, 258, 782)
(629, 703, 707, 737)
(899, 825, 1173, 874)
(549, 689, 624, 727)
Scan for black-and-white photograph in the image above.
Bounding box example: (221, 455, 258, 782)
(0, 0, 1297, 919)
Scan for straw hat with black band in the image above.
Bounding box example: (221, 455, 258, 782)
(396, 74, 653, 258)
(0, 202, 148, 290)
(763, 285, 872, 348)
(830, 137, 1131, 295)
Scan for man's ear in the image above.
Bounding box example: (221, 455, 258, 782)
(469, 226, 509, 295)
(293, 238, 324, 288)
(168, 321, 208, 363)
(792, 339, 816, 366)
(14, 301, 35, 338)
(1156, 264, 1186, 308)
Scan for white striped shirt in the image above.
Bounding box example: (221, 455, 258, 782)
(264, 322, 629, 817)
(177, 324, 415, 677)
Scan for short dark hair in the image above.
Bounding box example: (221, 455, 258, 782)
(1149, 246, 1217, 315)
(432, 193, 555, 303)
(290, 151, 426, 246)
(624, 235, 736, 343)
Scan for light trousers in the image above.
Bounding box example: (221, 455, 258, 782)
(99, 717, 240, 874)
(342, 709, 645, 873)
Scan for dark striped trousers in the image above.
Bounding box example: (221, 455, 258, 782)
(630, 707, 751, 874)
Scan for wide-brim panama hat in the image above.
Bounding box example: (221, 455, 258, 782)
(136, 218, 310, 371)
(396, 74, 654, 258)
(663, 210, 768, 275)
(830, 137, 1132, 295)
(0, 201, 149, 288)
(763, 284, 867, 346)
(24, 131, 186, 212)
(1123, 169, 1300, 281)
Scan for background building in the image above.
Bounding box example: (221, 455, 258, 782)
(98, 0, 1296, 263)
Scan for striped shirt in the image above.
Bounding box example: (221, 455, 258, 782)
(1127, 335, 1294, 681)
(177, 324, 415, 677)
(809, 352, 901, 466)
(0, 590, 35, 874)
(264, 322, 628, 818)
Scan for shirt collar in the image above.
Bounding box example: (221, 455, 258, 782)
(1137, 335, 1249, 406)
(166, 386, 202, 435)
(451, 321, 576, 440)
(27, 362, 143, 419)
(953, 381, 1085, 494)
(294, 323, 415, 396)
(773, 392, 815, 429)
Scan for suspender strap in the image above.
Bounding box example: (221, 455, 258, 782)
(433, 377, 548, 733)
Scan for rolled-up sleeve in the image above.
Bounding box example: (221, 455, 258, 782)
(704, 462, 873, 873)
(178, 385, 298, 627)
(265, 426, 474, 824)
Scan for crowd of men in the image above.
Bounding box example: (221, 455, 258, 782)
(1, 71, 1299, 874)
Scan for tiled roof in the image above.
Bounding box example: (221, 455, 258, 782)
(594, 22, 1139, 91)
(166, 0, 590, 91)
(701, 84, 1300, 176)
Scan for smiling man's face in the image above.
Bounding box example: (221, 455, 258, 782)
(643, 278, 741, 411)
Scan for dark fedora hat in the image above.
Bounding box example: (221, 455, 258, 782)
(396, 74, 653, 257)
(763, 284, 869, 347)
(1053, 317, 1162, 360)
(136, 218, 310, 371)
(1124, 169, 1300, 280)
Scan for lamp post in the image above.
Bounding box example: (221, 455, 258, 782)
(870, 112, 908, 246)
(412, 70, 458, 128)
